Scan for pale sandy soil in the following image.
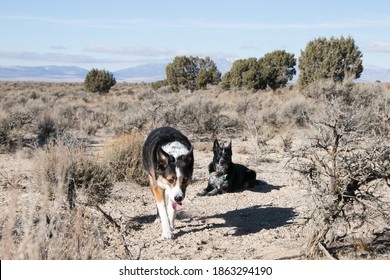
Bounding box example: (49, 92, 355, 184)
(101, 137, 311, 260)
(1, 135, 388, 260)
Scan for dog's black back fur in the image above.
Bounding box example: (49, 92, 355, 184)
(198, 139, 256, 196)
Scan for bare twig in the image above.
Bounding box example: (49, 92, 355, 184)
(318, 243, 336, 260)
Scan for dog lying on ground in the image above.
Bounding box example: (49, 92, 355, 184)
(142, 127, 194, 239)
(198, 139, 256, 196)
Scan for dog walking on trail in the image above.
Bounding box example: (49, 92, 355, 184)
(142, 127, 194, 239)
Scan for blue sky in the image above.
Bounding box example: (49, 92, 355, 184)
(1, 0, 390, 71)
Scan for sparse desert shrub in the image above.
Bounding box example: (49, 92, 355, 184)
(118, 104, 155, 133)
(175, 96, 240, 136)
(298, 36, 363, 89)
(36, 114, 57, 144)
(84, 68, 116, 94)
(66, 155, 113, 207)
(54, 103, 81, 130)
(112, 100, 131, 112)
(0, 186, 105, 259)
(302, 78, 354, 101)
(0, 144, 112, 259)
(166, 56, 221, 92)
(244, 107, 277, 162)
(151, 79, 168, 91)
(39, 142, 113, 208)
(289, 96, 390, 259)
(80, 118, 99, 136)
(36, 111, 77, 144)
(259, 50, 297, 91)
(278, 94, 310, 127)
(303, 80, 390, 135)
(178, 98, 221, 133)
(101, 132, 148, 186)
(0, 110, 34, 152)
(77, 107, 106, 135)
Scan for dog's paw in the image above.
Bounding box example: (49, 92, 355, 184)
(161, 230, 174, 239)
(207, 189, 221, 196)
(197, 190, 208, 196)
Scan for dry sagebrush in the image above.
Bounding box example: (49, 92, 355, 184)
(290, 81, 390, 259)
(100, 132, 148, 186)
(0, 145, 108, 259)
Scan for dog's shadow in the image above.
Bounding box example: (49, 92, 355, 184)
(131, 180, 293, 238)
(132, 205, 295, 238)
(181, 205, 296, 237)
(247, 179, 284, 193)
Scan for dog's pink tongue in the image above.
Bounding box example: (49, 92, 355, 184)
(171, 201, 182, 211)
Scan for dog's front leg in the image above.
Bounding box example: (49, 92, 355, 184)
(197, 183, 214, 196)
(156, 199, 174, 239)
(207, 188, 222, 196)
(150, 182, 174, 239)
(166, 192, 177, 230)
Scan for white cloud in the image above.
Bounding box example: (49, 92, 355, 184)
(84, 45, 175, 56)
(365, 42, 390, 53)
(84, 44, 237, 60)
(240, 44, 263, 51)
(50, 45, 67, 50)
(0, 50, 116, 63)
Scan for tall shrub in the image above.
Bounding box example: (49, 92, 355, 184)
(84, 68, 116, 94)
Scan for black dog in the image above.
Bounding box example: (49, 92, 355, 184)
(198, 139, 256, 196)
(142, 127, 194, 239)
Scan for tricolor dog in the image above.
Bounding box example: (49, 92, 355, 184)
(198, 139, 256, 196)
(142, 127, 194, 239)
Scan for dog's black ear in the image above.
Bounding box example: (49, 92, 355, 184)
(213, 139, 220, 152)
(157, 146, 172, 170)
(227, 140, 232, 150)
(180, 146, 193, 163)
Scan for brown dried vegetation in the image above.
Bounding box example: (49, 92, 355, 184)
(0, 80, 389, 259)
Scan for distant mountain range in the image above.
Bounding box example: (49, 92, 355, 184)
(0, 66, 88, 82)
(114, 63, 167, 82)
(358, 65, 390, 83)
(0, 60, 389, 83)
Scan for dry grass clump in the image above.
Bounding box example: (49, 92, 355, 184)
(39, 142, 114, 208)
(0, 189, 105, 259)
(0, 145, 111, 259)
(0, 135, 140, 259)
(175, 95, 240, 136)
(66, 152, 114, 207)
(239, 90, 311, 162)
(277, 94, 310, 128)
(116, 102, 155, 133)
(0, 108, 34, 152)
(100, 132, 148, 186)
